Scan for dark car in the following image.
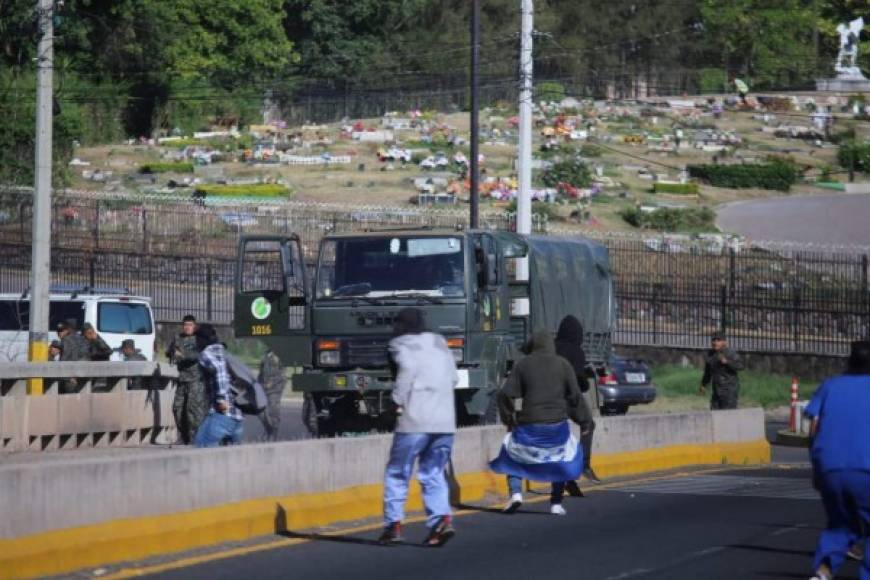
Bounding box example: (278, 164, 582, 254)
(596, 355, 657, 416)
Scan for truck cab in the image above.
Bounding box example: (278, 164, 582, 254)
(234, 229, 615, 436)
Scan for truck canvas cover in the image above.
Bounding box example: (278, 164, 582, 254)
(525, 235, 616, 361)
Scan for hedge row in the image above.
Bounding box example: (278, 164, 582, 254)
(653, 181, 699, 195)
(193, 184, 289, 197)
(139, 162, 195, 174)
(621, 206, 715, 232)
(687, 162, 796, 191)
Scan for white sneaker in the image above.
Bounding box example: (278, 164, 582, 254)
(503, 493, 523, 514)
(550, 504, 567, 516)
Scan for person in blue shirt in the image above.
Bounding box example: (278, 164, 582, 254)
(804, 340, 870, 580)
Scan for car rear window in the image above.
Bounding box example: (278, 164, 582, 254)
(97, 303, 153, 335)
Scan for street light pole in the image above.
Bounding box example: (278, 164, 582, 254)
(28, 0, 54, 394)
(469, 0, 480, 229)
(515, 0, 533, 283)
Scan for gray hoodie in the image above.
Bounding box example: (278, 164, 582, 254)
(389, 332, 458, 434)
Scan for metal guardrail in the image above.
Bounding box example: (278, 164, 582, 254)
(0, 362, 178, 452)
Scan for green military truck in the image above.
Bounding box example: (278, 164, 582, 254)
(234, 229, 615, 436)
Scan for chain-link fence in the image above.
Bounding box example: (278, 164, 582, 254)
(2, 188, 869, 355)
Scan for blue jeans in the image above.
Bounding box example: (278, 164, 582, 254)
(383, 433, 454, 529)
(813, 469, 870, 579)
(507, 476, 566, 505)
(194, 412, 243, 448)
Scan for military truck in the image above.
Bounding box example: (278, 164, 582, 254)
(234, 229, 615, 436)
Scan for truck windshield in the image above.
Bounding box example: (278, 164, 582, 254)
(317, 236, 465, 299)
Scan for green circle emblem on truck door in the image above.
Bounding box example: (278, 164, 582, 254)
(251, 297, 272, 320)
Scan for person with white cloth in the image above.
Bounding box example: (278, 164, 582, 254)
(379, 308, 459, 547)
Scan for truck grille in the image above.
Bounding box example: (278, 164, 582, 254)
(346, 337, 391, 368)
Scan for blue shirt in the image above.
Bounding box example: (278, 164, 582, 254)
(804, 374, 870, 473)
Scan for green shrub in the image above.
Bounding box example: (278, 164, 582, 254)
(697, 68, 728, 93)
(194, 184, 289, 198)
(687, 161, 796, 191)
(536, 81, 566, 103)
(139, 162, 194, 174)
(837, 140, 870, 172)
(579, 144, 603, 157)
(620, 206, 715, 232)
(653, 182, 699, 195)
(540, 157, 591, 189)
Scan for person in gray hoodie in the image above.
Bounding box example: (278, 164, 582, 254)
(379, 308, 459, 547)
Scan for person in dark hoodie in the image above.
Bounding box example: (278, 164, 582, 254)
(554, 315, 601, 487)
(490, 330, 592, 516)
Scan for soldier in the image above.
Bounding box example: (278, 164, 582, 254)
(48, 340, 62, 361)
(257, 350, 286, 442)
(166, 315, 207, 444)
(121, 339, 147, 389)
(82, 323, 113, 361)
(699, 333, 744, 410)
(58, 320, 89, 362)
(57, 320, 89, 394)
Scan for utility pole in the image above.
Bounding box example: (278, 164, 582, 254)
(515, 0, 533, 284)
(28, 0, 54, 395)
(469, 0, 480, 229)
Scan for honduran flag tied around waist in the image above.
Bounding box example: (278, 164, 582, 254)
(489, 421, 584, 483)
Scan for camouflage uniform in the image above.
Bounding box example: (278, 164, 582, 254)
(168, 334, 208, 444)
(123, 342, 148, 389)
(257, 351, 286, 441)
(702, 347, 744, 410)
(60, 333, 90, 362)
(59, 332, 90, 394)
(86, 335, 113, 361)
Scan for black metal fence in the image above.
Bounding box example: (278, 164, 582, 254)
(0, 188, 541, 263)
(2, 189, 869, 355)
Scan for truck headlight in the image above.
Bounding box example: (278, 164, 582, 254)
(316, 339, 341, 367)
(319, 350, 341, 366)
(447, 337, 464, 364)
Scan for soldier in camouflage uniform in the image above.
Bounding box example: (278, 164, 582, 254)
(258, 350, 286, 441)
(121, 339, 147, 389)
(166, 315, 208, 444)
(82, 323, 113, 361)
(699, 333, 744, 410)
(57, 320, 90, 393)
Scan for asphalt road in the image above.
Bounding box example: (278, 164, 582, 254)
(717, 193, 870, 247)
(241, 399, 310, 443)
(140, 464, 846, 580)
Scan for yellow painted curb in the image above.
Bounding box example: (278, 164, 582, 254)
(0, 440, 769, 579)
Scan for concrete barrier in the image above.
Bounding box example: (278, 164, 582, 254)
(0, 408, 769, 578)
(0, 362, 178, 451)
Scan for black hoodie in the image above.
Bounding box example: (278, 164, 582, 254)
(499, 330, 591, 427)
(555, 315, 589, 393)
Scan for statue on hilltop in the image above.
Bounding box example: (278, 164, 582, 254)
(836, 17, 865, 79)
